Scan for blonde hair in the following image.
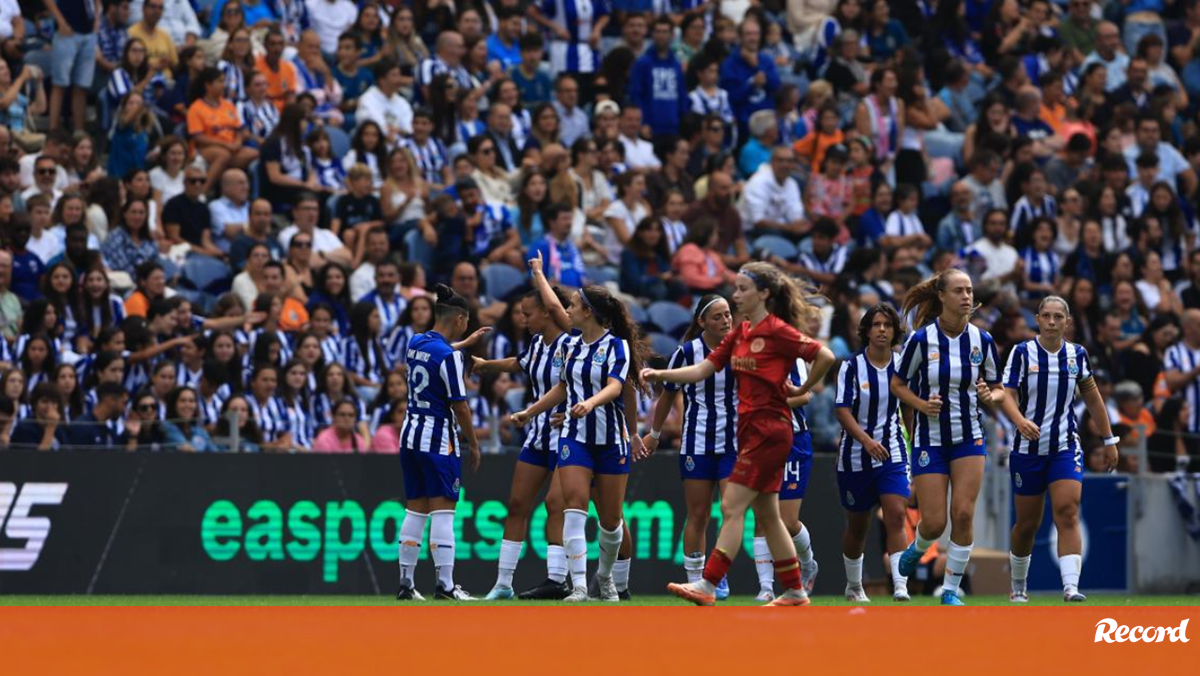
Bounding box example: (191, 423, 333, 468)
(347, 162, 373, 182)
(739, 262, 823, 330)
(902, 269, 977, 330)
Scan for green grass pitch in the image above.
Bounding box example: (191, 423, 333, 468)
(1, 594, 1195, 606)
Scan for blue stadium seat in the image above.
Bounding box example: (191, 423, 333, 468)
(181, 254, 233, 295)
(648, 332, 679, 360)
(753, 235, 798, 260)
(326, 126, 351, 160)
(481, 263, 526, 301)
(647, 301, 692, 337)
(585, 265, 619, 286)
(173, 288, 214, 315)
(625, 300, 649, 326)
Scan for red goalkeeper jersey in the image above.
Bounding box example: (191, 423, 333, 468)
(706, 314, 821, 419)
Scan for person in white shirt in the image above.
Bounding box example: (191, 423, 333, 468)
(967, 208, 1023, 294)
(20, 155, 65, 213)
(18, 131, 71, 191)
(305, 0, 358, 55)
(617, 105, 659, 170)
(277, 192, 352, 267)
(738, 146, 807, 238)
(1122, 114, 1198, 196)
(0, 0, 22, 41)
(350, 227, 390, 301)
(355, 59, 413, 145)
(25, 194, 63, 264)
(881, 183, 932, 253)
(208, 168, 251, 253)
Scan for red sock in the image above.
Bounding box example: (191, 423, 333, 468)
(702, 548, 733, 586)
(775, 557, 802, 590)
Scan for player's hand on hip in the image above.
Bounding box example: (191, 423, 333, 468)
(864, 438, 888, 461)
(1016, 418, 1040, 441)
(922, 394, 942, 417)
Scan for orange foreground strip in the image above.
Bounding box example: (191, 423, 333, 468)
(1, 606, 1194, 674)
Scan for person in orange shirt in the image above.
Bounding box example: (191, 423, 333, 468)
(793, 105, 845, 177)
(187, 67, 259, 192)
(260, 260, 310, 332)
(255, 28, 297, 113)
(124, 260, 167, 318)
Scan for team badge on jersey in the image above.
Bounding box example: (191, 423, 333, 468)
(929, 350, 939, 361)
(1015, 473, 1023, 488)
(750, 338, 765, 353)
(845, 491, 855, 506)
(453, 478, 461, 493)
(1067, 358, 1078, 376)
(592, 347, 607, 364)
(553, 351, 564, 368)
(1029, 363, 1040, 373)
(861, 379, 870, 390)
(685, 456, 695, 471)
(970, 346, 983, 366)
(918, 451, 929, 467)
(561, 444, 570, 460)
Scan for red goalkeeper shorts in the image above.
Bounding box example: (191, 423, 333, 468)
(729, 412, 795, 493)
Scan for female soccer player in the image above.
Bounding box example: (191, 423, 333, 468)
(396, 285, 482, 601)
(511, 284, 648, 602)
(752, 355, 820, 602)
(643, 294, 738, 597)
(835, 304, 912, 602)
(999, 296, 1118, 603)
(893, 269, 1002, 606)
(644, 263, 837, 606)
(477, 276, 574, 600)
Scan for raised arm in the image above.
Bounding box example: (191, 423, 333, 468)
(529, 251, 570, 332)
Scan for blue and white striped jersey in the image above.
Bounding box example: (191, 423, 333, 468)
(665, 337, 737, 456)
(312, 393, 368, 431)
(1165, 340, 1200, 433)
(1020, 247, 1060, 299)
(402, 135, 449, 185)
(687, 87, 734, 125)
(789, 358, 808, 434)
(415, 56, 476, 100)
(559, 330, 630, 446)
(518, 332, 570, 453)
(835, 351, 907, 471)
(320, 334, 343, 366)
(238, 98, 279, 140)
(242, 328, 295, 364)
(288, 395, 314, 448)
(199, 383, 231, 428)
(898, 320, 1001, 448)
(176, 363, 203, 389)
(384, 324, 414, 369)
(1003, 339, 1092, 455)
(798, 244, 849, 277)
(541, 0, 607, 74)
(344, 335, 389, 382)
(360, 290, 408, 335)
(218, 59, 246, 101)
(81, 295, 126, 339)
(400, 331, 469, 455)
(1008, 194, 1057, 237)
(246, 393, 292, 443)
(469, 202, 514, 257)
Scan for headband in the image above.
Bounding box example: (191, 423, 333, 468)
(579, 288, 596, 313)
(741, 270, 764, 289)
(696, 296, 724, 320)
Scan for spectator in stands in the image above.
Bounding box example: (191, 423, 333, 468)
(8, 212, 46, 301)
(65, 382, 133, 450)
(350, 227, 390, 301)
(10, 383, 65, 450)
(630, 17, 686, 138)
(313, 398, 370, 452)
(255, 28, 297, 112)
(207, 168, 250, 255)
(672, 216, 737, 296)
(615, 104, 657, 171)
(278, 192, 351, 267)
(739, 109, 777, 178)
(162, 386, 216, 451)
(213, 394, 263, 453)
(550, 75, 589, 149)
(22, 156, 64, 214)
(308, 0, 357, 57)
(740, 146, 807, 240)
(646, 136, 694, 209)
(187, 66, 259, 193)
(162, 165, 217, 257)
(356, 58, 413, 146)
(101, 199, 157, 278)
(0, 250, 20, 342)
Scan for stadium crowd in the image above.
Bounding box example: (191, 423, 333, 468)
(0, 0, 1196, 471)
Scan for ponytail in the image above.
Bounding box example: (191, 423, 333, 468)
(682, 294, 726, 342)
(739, 262, 823, 330)
(580, 285, 648, 390)
(902, 269, 976, 330)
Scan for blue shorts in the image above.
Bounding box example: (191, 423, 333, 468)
(679, 452, 737, 482)
(1010, 447, 1083, 496)
(838, 463, 911, 511)
(518, 444, 559, 470)
(558, 437, 630, 475)
(779, 431, 813, 501)
(912, 438, 987, 476)
(51, 33, 98, 87)
(400, 448, 462, 501)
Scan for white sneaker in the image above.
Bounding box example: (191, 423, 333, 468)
(754, 588, 776, 602)
(893, 586, 911, 602)
(595, 575, 619, 602)
(563, 587, 590, 603)
(435, 584, 475, 601)
(844, 585, 870, 602)
(801, 558, 819, 593)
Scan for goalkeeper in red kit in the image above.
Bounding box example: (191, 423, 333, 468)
(643, 263, 836, 606)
